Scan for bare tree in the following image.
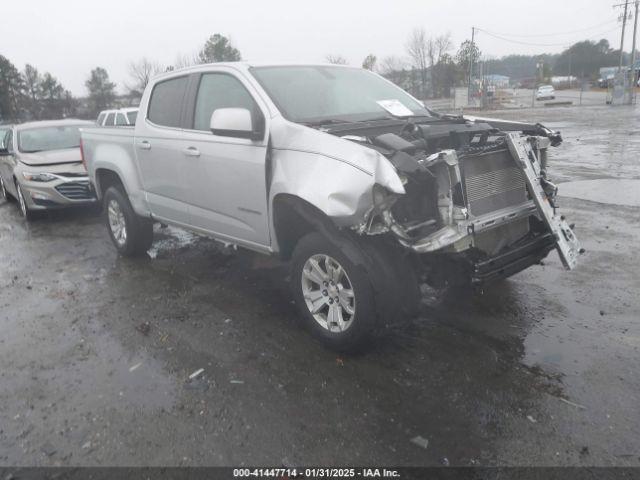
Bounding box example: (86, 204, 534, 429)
(406, 28, 431, 98)
(362, 54, 377, 71)
(380, 55, 406, 74)
(325, 54, 348, 65)
(432, 33, 453, 97)
(173, 52, 199, 70)
(435, 33, 453, 63)
(126, 57, 163, 95)
(380, 55, 408, 87)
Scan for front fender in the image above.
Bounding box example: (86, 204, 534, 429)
(269, 149, 377, 229)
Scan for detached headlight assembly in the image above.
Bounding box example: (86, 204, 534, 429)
(22, 172, 57, 182)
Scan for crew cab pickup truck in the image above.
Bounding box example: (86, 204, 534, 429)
(81, 63, 581, 350)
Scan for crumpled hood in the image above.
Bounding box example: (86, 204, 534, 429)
(19, 148, 82, 167)
(271, 118, 405, 194)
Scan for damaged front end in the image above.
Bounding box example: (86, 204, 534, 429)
(336, 115, 581, 287)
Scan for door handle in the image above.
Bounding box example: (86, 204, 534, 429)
(138, 140, 151, 150)
(182, 146, 200, 157)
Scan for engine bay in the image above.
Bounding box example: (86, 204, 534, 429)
(321, 115, 564, 269)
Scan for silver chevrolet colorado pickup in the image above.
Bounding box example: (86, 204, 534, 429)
(81, 63, 581, 350)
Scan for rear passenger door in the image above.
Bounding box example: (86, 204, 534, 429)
(181, 70, 271, 247)
(135, 75, 192, 225)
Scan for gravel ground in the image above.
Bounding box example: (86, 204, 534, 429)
(0, 104, 638, 467)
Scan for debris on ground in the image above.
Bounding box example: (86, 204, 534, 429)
(81, 441, 92, 450)
(557, 397, 586, 410)
(135, 322, 151, 336)
(336, 357, 345, 367)
(440, 457, 450, 466)
(527, 415, 537, 423)
(129, 362, 143, 372)
(410, 435, 429, 449)
(580, 446, 590, 456)
(189, 368, 204, 380)
(41, 443, 57, 457)
(230, 380, 244, 384)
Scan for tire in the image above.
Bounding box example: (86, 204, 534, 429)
(104, 186, 153, 256)
(0, 176, 8, 202)
(290, 231, 377, 352)
(15, 182, 37, 221)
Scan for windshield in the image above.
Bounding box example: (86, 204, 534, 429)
(18, 125, 83, 153)
(250, 66, 430, 124)
(126, 111, 138, 124)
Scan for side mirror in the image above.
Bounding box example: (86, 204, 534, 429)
(210, 108, 263, 140)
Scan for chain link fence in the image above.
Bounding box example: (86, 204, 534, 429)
(423, 83, 616, 115)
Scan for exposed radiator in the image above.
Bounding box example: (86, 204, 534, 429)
(462, 149, 527, 216)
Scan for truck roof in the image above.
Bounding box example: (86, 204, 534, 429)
(15, 119, 94, 131)
(152, 62, 358, 82)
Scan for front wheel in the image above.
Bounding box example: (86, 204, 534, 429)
(104, 186, 153, 256)
(16, 183, 36, 221)
(0, 177, 8, 202)
(291, 232, 377, 352)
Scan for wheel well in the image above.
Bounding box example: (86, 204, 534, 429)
(272, 194, 339, 260)
(95, 169, 124, 199)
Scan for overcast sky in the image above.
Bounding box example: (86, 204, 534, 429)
(1, 0, 629, 95)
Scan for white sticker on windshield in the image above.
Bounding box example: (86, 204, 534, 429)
(376, 99, 414, 117)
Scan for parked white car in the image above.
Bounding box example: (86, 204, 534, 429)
(535, 85, 556, 101)
(81, 63, 581, 350)
(96, 108, 138, 127)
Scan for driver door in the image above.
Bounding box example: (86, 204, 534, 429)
(181, 70, 271, 248)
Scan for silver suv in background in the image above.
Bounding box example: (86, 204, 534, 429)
(96, 108, 138, 127)
(0, 119, 96, 220)
(81, 63, 581, 351)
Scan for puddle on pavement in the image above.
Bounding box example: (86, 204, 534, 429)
(148, 225, 200, 259)
(559, 179, 640, 207)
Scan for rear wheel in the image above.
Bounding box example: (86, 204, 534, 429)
(104, 186, 153, 256)
(291, 232, 377, 351)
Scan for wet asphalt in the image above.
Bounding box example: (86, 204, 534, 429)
(0, 104, 639, 467)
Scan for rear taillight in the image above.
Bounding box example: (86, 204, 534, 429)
(80, 138, 86, 171)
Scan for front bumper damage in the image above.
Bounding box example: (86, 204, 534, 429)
(471, 231, 555, 284)
(352, 127, 582, 286)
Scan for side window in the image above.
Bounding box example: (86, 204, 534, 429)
(115, 113, 127, 126)
(2, 130, 13, 152)
(193, 73, 262, 132)
(126, 111, 138, 124)
(105, 113, 115, 126)
(148, 76, 188, 128)
(96, 113, 106, 125)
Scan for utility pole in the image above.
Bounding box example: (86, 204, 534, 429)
(619, 0, 630, 71)
(631, 0, 639, 86)
(467, 26, 475, 105)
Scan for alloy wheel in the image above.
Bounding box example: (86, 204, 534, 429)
(301, 254, 356, 333)
(107, 199, 127, 247)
